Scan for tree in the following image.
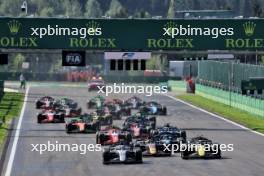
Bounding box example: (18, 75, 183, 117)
(134, 10, 151, 18)
(84, 0, 103, 18)
(252, 0, 263, 17)
(106, 0, 128, 18)
(64, 0, 82, 17)
(167, 0, 176, 18)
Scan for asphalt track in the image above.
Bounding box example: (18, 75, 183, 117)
(2, 85, 264, 176)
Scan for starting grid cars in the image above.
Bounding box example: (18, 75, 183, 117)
(35, 95, 222, 164)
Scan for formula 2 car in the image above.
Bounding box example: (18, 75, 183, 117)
(96, 126, 132, 145)
(103, 144, 143, 164)
(139, 101, 167, 115)
(37, 109, 64, 123)
(65, 114, 100, 133)
(87, 95, 105, 109)
(88, 76, 105, 92)
(104, 100, 131, 119)
(35, 96, 55, 109)
(134, 131, 186, 156)
(181, 136, 222, 159)
(124, 96, 145, 109)
(92, 109, 113, 126)
(150, 123, 186, 140)
(53, 98, 78, 109)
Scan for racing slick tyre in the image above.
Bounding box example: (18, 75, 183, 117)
(180, 131, 187, 141)
(215, 148, 222, 159)
(162, 107, 167, 115)
(125, 133, 132, 144)
(103, 148, 110, 165)
(37, 117, 42, 124)
(181, 151, 189, 160)
(135, 148, 143, 163)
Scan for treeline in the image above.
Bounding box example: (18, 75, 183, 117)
(0, 0, 264, 18)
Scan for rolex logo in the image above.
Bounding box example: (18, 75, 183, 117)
(8, 20, 21, 35)
(243, 21, 256, 37)
(86, 21, 100, 30)
(164, 21, 177, 35)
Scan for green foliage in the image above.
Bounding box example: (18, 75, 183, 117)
(178, 94, 264, 134)
(9, 54, 26, 72)
(0, 0, 263, 18)
(167, 0, 175, 18)
(0, 92, 24, 146)
(106, 0, 128, 18)
(84, 0, 103, 18)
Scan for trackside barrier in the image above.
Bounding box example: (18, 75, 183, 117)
(0, 80, 4, 100)
(168, 80, 186, 92)
(196, 84, 264, 118)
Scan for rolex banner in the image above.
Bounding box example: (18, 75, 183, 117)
(0, 17, 262, 50)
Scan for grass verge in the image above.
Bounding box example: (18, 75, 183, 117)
(177, 94, 264, 134)
(0, 92, 24, 147)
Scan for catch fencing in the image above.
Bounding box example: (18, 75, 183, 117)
(196, 84, 264, 117)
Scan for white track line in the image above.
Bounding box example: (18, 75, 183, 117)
(5, 87, 30, 176)
(165, 94, 264, 137)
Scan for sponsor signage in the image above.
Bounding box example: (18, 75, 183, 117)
(104, 52, 151, 60)
(62, 50, 85, 66)
(0, 18, 264, 50)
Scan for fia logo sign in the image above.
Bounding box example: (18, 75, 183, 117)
(62, 51, 85, 66)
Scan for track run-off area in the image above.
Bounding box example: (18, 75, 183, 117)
(2, 84, 264, 176)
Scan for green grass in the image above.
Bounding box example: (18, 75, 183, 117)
(178, 94, 264, 134)
(0, 92, 24, 147)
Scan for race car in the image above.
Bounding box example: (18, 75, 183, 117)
(134, 131, 186, 156)
(181, 136, 222, 159)
(123, 114, 156, 138)
(53, 98, 78, 109)
(103, 144, 143, 164)
(139, 101, 167, 115)
(65, 114, 100, 133)
(104, 100, 131, 119)
(123, 114, 156, 130)
(88, 76, 105, 92)
(37, 109, 64, 123)
(92, 109, 113, 126)
(87, 95, 105, 109)
(96, 126, 132, 145)
(150, 123, 186, 140)
(35, 96, 55, 109)
(124, 96, 145, 109)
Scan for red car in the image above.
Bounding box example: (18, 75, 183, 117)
(37, 109, 64, 123)
(88, 77, 106, 92)
(96, 126, 132, 145)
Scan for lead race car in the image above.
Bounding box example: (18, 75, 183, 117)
(88, 76, 106, 92)
(102, 143, 143, 164)
(65, 114, 100, 133)
(139, 101, 167, 115)
(181, 136, 222, 159)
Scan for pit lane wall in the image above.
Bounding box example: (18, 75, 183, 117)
(196, 84, 264, 117)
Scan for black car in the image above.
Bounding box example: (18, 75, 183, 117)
(150, 124, 186, 140)
(181, 136, 222, 159)
(134, 131, 185, 156)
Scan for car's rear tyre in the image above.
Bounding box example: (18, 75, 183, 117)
(181, 152, 189, 160)
(135, 149, 143, 163)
